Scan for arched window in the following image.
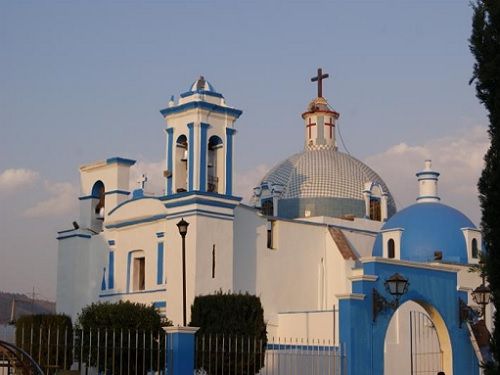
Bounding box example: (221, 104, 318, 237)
(175, 135, 188, 192)
(262, 199, 274, 216)
(388, 239, 395, 259)
(370, 197, 381, 221)
(472, 238, 479, 259)
(92, 181, 105, 217)
(208, 136, 223, 193)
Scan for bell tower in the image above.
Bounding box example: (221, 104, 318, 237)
(302, 68, 340, 150)
(161, 77, 243, 196)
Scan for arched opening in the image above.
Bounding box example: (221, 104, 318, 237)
(261, 199, 274, 216)
(91, 181, 105, 231)
(387, 239, 395, 259)
(384, 300, 452, 375)
(369, 196, 381, 221)
(207, 135, 223, 193)
(175, 135, 188, 192)
(472, 238, 479, 259)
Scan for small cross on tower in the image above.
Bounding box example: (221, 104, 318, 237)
(137, 174, 148, 190)
(311, 68, 329, 98)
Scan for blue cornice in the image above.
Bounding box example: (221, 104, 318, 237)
(105, 190, 130, 196)
(57, 233, 92, 240)
(160, 190, 242, 202)
(179, 90, 224, 99)
(79, 195, 99, 200)
(164, 197, 238, 209)
(160, 101, 242, 119)
(106, 157, 136, 166)
(105, 213, 168, 229)
(167, 208, 234, 221)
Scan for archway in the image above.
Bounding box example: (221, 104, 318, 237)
(384, 300, 452, 375)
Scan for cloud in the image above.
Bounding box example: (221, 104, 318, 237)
(23, 181, 78, 218)
(0, 168, 39, 192)
(235, 164, 270, 202)
(364, 125, 489, 225)
(130, 160, 166, 196)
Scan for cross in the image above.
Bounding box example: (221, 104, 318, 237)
(311, 68, 329, 98)
(324, 117, 335, 138)
(306, 118, 316, 138)
(137, 174, 148, 190)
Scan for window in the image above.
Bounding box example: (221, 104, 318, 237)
(369, 197, 381, 221)
(262, 200, 274, 216)
(388, 239, 395, 259)
(175, 135, 188, 192)
(133, 257, 145, 291)
(472, 238, 479, 259)
(267, 220, 275, 249)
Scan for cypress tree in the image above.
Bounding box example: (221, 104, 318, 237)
(470, 0, 500, 371)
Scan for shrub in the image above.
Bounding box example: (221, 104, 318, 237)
(190, 291, 267, 375)
(76, 301, 171, 373)
(15, 314, 73, 372)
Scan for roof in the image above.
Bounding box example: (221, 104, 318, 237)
(372, 202, 475, 264)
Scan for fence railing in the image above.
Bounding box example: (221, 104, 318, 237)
(0, 326, 347, 375)
(195, 334, 347, 375)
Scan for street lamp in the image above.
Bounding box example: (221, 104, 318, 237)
(176, 218, 190, 326)
(373, 273, 409, 322)
(472, 268, 491, 318)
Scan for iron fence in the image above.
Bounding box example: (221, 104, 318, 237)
(195, 335, 347, 375)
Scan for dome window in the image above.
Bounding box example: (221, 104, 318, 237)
(472, 238, 479, 259)
(363, 182, 389, 222)
(387, 239, 395, 259)
(461, 228, 481, 264)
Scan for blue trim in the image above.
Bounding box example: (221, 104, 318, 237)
(107, 196, 161, 216)
(105, 190, 130, 196)
(156, 232, 165, 238)
(160, 101, 242, 119)
(57, 233, 92, 240)
(160, 190, 242, 202)
(57, 228, 76, 234)
(416, 171, 439, 177)
(167, 208, 234, 221)
(101, 269, 106, 291)
(108, 251, 114, 289)
(199, 123, 209, 192)
(153, 301, 166, 308)
(105, 214, 168, 229)
(188, 123, 194, 191)
(179, 90, 224, 99)
(78, 195, 99, 200)
(416, 196, 441, 201)
(106, 157, 136, 166)
(164, 197, 238, 209)
(100, 288, 167, 298)
(225, 128, 235, 195)
(157, 243, 164, 285)
(166, 128, 174, 195)
(126, 251, 132, 293)
(108, 240, 115, 246)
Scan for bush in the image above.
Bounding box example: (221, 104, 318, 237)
(190, 291, 267, 375)
(76, 301, 171, 373)
(15, 314, 73, 372)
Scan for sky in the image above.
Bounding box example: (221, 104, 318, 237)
(0, 1, 489, 300)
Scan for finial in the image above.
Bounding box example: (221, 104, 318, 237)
(168, 95, 175, 107)
(137, 174, 148, 190)
(416, 159, 440, 203)
(311, 68, 329, 98)
(196, 76, 206, 91)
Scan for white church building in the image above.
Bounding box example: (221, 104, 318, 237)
(56, 72, 491, 374)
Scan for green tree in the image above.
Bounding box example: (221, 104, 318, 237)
(470, 0, 500, 372)
(76, 301, 171, 374)
(190, 291, 267, 375)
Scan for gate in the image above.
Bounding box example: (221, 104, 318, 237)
(410, 311, 443, 374)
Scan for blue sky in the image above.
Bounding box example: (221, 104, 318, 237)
(0, 1, 488, 299)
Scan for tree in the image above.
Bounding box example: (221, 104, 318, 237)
(76, 301, 171, 373)
(470, 1, 500, 371)
(190, 291, 267, 375)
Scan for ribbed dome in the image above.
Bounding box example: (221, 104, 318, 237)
(256, 148, 396, 218)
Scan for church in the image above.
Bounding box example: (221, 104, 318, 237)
(56, 71, 491, 374)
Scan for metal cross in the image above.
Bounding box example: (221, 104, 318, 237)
(306, 118, 317, 138)
(311, 68, 329, 98)
(137, 174, 148, 189)
(324, 117, 335, 138)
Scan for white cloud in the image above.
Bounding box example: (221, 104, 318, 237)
(130, 160, 166, 196)
(0, 168, 39, 191)
(235, 164, 270, 202)
(365, 125, 489, 225)
(23, 181, 78, 218)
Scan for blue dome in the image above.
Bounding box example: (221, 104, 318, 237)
(189, 76, 216, 92)
(372, 202, 475, 264)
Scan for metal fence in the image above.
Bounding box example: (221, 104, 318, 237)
(0, 326, 347, 375)
(195, 335, 347, 375)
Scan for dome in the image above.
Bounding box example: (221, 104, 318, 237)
(256, 148, 396, 219)
(189, 76, 216, 92)
(372, 202, 475, 264)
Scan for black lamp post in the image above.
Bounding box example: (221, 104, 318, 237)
(176, 218, 189, 326)
(373, 273, 409, 322)
(472, 268, 491, 318)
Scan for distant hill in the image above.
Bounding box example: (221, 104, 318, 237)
(0, 291, 55, 324)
